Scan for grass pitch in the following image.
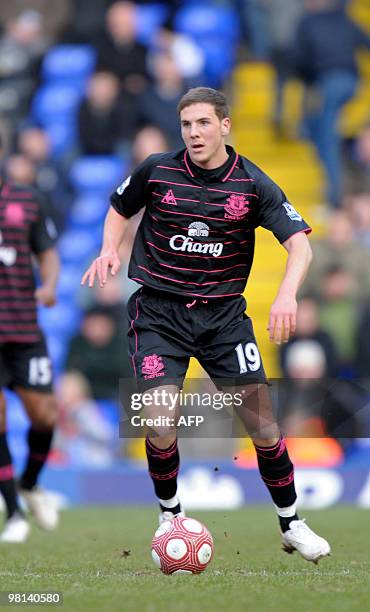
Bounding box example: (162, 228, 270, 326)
(0, 507, 369, 612)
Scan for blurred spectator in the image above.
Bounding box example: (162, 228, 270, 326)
(264, 0, 305, 135)
(319, 265, 359, 374)
(347, 192, 370, 250)
(17, 126, 73, 230)
(0, 1, 71, 41)
(301, 210, 370, 304)
(293, 0, 370, 207)
(0, 10, 47, 133)
(356, 305, 370, 379)
(344, 122, 370, 194)
(280, 297, 338, 377)
(235, 0, 270, 60)
(78, 71, 125, 155)
(131, 125, 169, 167)
(96, 1, 148, 94)
(65, 306, 131, 400)
(152, 27, 205, 86)
(55, 371, 115, 467)
(138, 51, 185, 148)
(280, 340, 362, 447)
(4, 152, 36, 184)
(59, 0, 106, 44)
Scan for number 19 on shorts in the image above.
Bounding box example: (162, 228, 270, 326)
(235, 342, 261, 374)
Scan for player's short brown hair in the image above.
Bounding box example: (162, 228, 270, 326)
(177, 87, 230, 121)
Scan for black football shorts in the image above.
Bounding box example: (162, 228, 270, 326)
(127, 287, 267, 391)
(0, 333, 53, 393)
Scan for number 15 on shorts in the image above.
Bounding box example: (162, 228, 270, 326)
(235, 342, 261, 374)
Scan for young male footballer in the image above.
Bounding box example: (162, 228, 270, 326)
(0, 137, 59, 542)
(82, 87, 331, 563)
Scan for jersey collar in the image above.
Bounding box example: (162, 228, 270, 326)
(183, 145, 239, 183)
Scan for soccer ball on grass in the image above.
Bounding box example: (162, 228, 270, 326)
(151, 516, 214, 575)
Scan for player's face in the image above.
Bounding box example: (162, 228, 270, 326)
(180, 103, 231, 169)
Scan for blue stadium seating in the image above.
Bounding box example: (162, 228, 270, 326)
(69, 155, 127, 195)
(57, 228, 100, 263)
(56, 264, 86, 300)
(32, 83, 85, 126)
(42, 45, 96, 83)
(174, 4, 241, 43)
(136, 3, 169, 45)
(38, 302, 82, 337)
(173, 4, 241, 86)
(68, 194, 108, 228)
(45, 121, 77, 158)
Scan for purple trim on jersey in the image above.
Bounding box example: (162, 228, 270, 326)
(152, 191, 199, 204)
(156, 166, 186, 172)
(0, 290, 34, 298)
(0, 334, 40, 342)
(158, 261, 246, 273)
(130, 279, 242, 299)
(228, 178, 254, 182)
(137, 265, 245, 286)
(0, 323, 39, 330)
(184, 150, 195, 177)
(152, 203, 239, 223)
(222, 153, 239, 182)
(148, 180, 201, 189)
(129, 294, 141, 377)
(0, 311, 37, 320)
(208, 187, 258, 196)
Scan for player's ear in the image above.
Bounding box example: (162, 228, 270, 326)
(221, 118, 231, 136)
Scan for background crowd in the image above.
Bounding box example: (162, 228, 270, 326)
(0, 0, 369, 468)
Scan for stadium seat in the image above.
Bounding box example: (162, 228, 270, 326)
(38, 303, 81, 337)
(56, 264, 86, 300)
(69, 155, 127, 195)
(173, 5, 240, 87)
(42, 45, 96, 83)
(173, 5, 241, 43)
(45, 121, 77, 158)
(136, 3, 169, 45)
(32, 83, 86, 126)
(57, 228, 100, 263)
(46, 334, 69, 373)
(68, 194, 108, 228)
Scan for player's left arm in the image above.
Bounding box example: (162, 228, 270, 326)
(35, 247, 60, 307)
(30, 191, 59, 307)
(268, 232, 312, 344)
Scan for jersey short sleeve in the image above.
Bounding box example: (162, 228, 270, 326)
(110, 155, 157, 219)
(30, 192, 58, 254)
(256, 171, 311, 243)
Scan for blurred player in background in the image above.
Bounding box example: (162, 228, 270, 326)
(0, 135, 59, 542)
(82, 87, 331, 564)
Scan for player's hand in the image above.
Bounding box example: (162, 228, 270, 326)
(81, 251, 121, 288)
(268, 294, 297, 344)
(34, 285, 57, 307)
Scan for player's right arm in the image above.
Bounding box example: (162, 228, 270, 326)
(81, 154, 157, 288)
(81, 207, 129, 288)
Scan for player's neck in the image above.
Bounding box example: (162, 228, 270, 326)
(188, 146, 229, 170)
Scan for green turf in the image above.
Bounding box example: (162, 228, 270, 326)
(0, 507, 368, 612)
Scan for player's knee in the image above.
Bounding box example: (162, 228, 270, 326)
(31, 395, 58, 430)
(147, 433, 177, 449)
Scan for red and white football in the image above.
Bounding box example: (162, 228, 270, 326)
(151, 516, 214, 575)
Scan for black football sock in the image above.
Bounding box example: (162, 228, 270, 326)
(0, 432, 22, 518)
(145, 437, 180, 511)
(254, 436, 299, 531)
(19, 427, 54, 491)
